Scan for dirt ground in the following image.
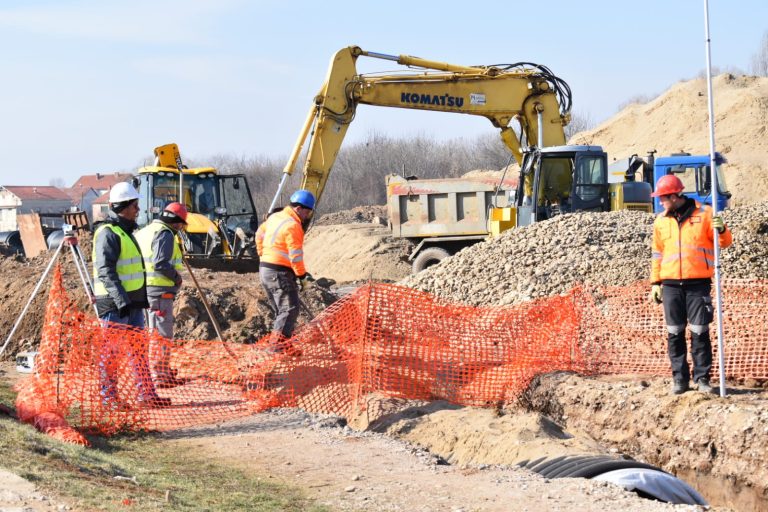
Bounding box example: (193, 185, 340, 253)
(0, 468, 69, 512)
(166, 406, 695, 512)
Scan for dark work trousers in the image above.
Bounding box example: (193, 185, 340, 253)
(259, 266, 300, 340)
(661, 281, 714, 383)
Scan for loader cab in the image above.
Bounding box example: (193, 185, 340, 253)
(516, 145, 609, 226)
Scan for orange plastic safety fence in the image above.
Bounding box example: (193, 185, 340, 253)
(14, 266, 768, 441)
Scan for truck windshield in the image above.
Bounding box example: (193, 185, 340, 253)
(673, 163, 729, 197)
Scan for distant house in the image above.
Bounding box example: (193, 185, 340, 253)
(71, 172, 133, 195)
(91, 191, 111, 223)
(70, 172, 133, 224)
(62, 187, 100, 222)
(0, 186, 74, 231)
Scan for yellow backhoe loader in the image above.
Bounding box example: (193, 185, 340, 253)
(133, 144, 259, 273)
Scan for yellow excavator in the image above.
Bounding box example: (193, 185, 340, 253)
(271, 46, 651, 219)
(133, 143, 260, 273)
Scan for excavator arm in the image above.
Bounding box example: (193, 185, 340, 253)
(272, 46, 571, 211)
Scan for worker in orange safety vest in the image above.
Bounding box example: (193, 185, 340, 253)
(649, 174, 732, 395)
(257, 191, 316, 354)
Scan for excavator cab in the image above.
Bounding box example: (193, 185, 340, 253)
(513, 145, 614, 226)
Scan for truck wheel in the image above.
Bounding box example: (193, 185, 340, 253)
(412, 247, 450, 274)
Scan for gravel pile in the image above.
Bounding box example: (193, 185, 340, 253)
(315, 205, 388, 226)
(401, 201, 768, 306)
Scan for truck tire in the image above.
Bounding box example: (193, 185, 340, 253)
(412, 247, 450, 274)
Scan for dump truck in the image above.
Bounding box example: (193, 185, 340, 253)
(608, 150, 731, 213)
(386, 173, 517, 272)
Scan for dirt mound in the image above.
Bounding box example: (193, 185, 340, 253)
(571, 74, 768, 206)
(172, 268, 338, 343)
(304, 223, 413, 283)
(315, 205, 389, 226)
(0, 251, 92, 359)
(0, 254, 339, 359)
(349, 397, 607, 466)
(401, 201, 768, 306)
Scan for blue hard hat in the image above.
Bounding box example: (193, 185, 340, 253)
(290, 189, 316, 210)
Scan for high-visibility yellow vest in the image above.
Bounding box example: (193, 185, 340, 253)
(135, 221, 183, 288)
(92, 224, 145, 297)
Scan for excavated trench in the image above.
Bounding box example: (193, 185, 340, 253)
(523, 372, 768, 511)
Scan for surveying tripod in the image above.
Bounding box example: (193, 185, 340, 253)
(0, 224, 98, 360)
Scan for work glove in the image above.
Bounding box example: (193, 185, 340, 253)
(117, 305, 131, 318)
(712, 215, 725, 233)
(296, 273, 314, 292)
(649, 285, 663, 305)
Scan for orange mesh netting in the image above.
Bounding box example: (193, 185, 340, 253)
(13, 266, 768, 442)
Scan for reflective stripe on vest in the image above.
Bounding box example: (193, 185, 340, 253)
(92, 224, 145, 297)
(134, 221, 183, 288)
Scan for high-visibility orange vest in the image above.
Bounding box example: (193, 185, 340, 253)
(651, 200, 732, 283)
(259, 207, 307, 276)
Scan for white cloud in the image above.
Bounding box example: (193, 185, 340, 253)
(0, 0, 244, 45)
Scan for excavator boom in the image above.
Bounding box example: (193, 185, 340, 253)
(273, 46, 571, 212)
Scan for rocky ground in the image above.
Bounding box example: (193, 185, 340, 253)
(315, 205, 389, 226)
(401, 202, 768, 306)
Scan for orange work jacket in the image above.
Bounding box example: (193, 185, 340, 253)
(259, 207, 307, 277)
(255, 222, 267, 257)
(651, 200, 732, 284)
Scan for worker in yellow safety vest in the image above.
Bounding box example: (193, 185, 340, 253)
(649, 175, 732, 395)
(258, 190, 316, 354)
(135, 202, 188, 389)
(92, 182, 170, 407)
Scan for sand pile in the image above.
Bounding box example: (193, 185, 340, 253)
(571, 74, 768, 206)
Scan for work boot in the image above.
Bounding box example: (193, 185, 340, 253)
(696, 378, 714, 394)
(672, 379, 689, 395)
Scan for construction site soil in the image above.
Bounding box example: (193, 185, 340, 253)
(2, 74, 768, 511)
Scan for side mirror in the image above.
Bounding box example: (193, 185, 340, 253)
(131, 177, 140, 189)
(233, 178, 240, 190)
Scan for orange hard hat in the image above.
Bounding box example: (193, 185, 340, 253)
(163, 202, 188, 223)
(651, 174, 685, 197)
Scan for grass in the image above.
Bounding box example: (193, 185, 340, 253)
(0, 376, 330, 511)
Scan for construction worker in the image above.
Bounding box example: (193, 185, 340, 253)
(135, 202, 188, 388)
(649, 174, 732, 395)
(258, 191, 316, 353)
(255, 206, 284, 256)
(92, 182, 170, 407)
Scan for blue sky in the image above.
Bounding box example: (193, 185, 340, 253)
(0, 0, 766, 186)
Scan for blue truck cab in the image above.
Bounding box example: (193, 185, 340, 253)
(653, 152, 731, 213)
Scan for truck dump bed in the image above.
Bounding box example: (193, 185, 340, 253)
(386, 174, 517, 239)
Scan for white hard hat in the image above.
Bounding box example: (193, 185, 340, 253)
(109, 182, 140, 203)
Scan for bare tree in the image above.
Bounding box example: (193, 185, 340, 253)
(751, 30, 768, 76)
(49, 177, 66, 188)
(564, 110, 596, 140)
